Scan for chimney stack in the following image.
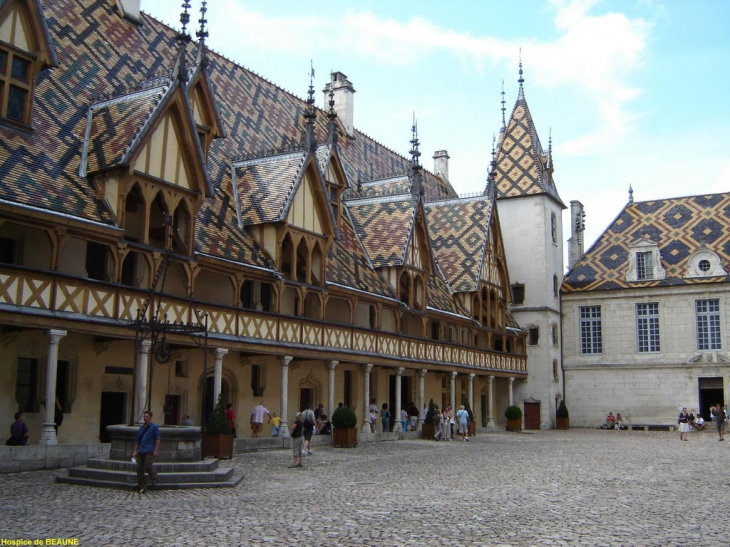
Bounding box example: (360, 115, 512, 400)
(323, 72, 355, 138)
(568, 200, 585, 268)
(433, 150, 450, 181)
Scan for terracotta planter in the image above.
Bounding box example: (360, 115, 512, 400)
(332, 427, 358, 448)
(421, 423, 434, 440)
(468, 422, 476, 436)
(556, 417, 570, 430)
(203, 434, 234, 459)
(506, 418, 522, 432)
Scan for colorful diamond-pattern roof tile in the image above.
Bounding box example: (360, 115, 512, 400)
(426, 197, 493, 293)
(427, 273, 469, 317)
(233, 152, 307, 226)
(562, 193, 730, 292)
(346, 196, 415, 268)
(491, 96, 563, 207)
(360, 176, 411, 198)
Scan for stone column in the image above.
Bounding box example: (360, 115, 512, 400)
(487, 376, 495, 429)
(468, 373, 475, 414)
(40, 329, 67, 445)
(393, 367, 405, 433)
(450, 371, 457, 411)
(326, 360, 338, 420)
(278, 356, 293, 438)
(212, 348, 228, 404)
(508, 377, 515, 406)
(362, 364, 373, 433)
(134, 339, 152, 424)
(417, 369, 427, 431)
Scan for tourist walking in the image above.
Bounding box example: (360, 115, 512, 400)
(301, 404, 316, 454)
(433, 405, 443, 441)
(456, 405, 470, 441)
(443, 405, 454, 441)
(380, 403, 390, 433)
(714, 403, 725, 441)
(226, 403, 236, 438)
(250, 402, 271, 438)
(132, 410, 160, 493)
(289, 413, 304, 468)
(678, 407, 690, 441)
(7, 412, 29, 446)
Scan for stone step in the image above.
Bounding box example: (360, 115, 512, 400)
(56, 469, 245, 491)
(87, 457, 220, 473)
(65, 465, 234, 484)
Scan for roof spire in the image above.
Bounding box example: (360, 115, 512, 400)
(326, 72, 338, 145)
(500, 79, 506, 131)
(195, 0, 209, 67)
(487, 134, 498, 199)
(518, 49, 524, 100)
(303, 61, 317, 152)
(548, 128, 553, 170)
(410, 114, 423, 198)
(628, 185, 634, 204)
(173, 1, 192, 83)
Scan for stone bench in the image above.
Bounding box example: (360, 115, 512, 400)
(627, 424, 676, 432)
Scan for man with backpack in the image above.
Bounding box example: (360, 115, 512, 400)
(301, 404, 316, 455)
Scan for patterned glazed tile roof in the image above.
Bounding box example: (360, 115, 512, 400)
(346, 195, 415, 268)
(81, 84, 170, 174)
(490, 92, 563, 207)
(427, 272, 470, 318)
(1, 0, 521, 321)
(232, 151, 307, 225)
(425, 196, 494, 293)
(562, 193, 730, 292)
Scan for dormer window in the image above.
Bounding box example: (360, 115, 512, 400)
(626, 236, 666, 282)
(685, 248, 728, 279)
(0, 46, 33, 124)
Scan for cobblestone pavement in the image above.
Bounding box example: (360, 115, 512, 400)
(2, 429, 728, 547)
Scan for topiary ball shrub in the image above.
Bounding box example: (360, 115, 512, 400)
(331, 406, 358, 429)
(504, 405, 523, 420)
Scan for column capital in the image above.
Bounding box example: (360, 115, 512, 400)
(326, 360, 339, 370)
(138, 339, 152, 353)
(396, 367, 405, 376)
(451, 371, 458, 379)
(278, 355, 293, 367)
(362, 363, 373, 373)
(213, 348, 229, 359)
(488, 375, 495, 384)
(47, 329, 67, 344)
(469, 373, 476, 380)
(508, 377, 515, 385)
(418, 369, 427, 378)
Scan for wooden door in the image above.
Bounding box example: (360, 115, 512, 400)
(524, 402, 541, 429)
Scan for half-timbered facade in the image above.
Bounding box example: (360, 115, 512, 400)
(0, 0, 526, 445)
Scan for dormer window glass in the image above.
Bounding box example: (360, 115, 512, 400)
(698, 260, 711, 272)
(0, 47, 33, 123)
(636, 252, 652, 280)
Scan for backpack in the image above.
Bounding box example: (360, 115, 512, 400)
(303, 410, 315, 429)
(320, 422, 332, 435)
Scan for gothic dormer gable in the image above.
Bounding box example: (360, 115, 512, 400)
(626, 235, 666, 282)
(187, 66, 225, 157)
(0, 0, 58, 125)
(284, 157, 334, 238)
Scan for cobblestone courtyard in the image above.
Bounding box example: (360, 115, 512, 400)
(2, 429, 727, 547)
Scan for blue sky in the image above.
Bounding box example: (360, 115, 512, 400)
(147, 0, 730, 266)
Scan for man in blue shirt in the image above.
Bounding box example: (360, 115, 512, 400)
(132, 410, 161, 493)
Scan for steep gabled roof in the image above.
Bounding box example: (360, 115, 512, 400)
(491, 90, 564, 208)
(562, 192, 730, 292)
(346, 194, 415, 268)
(425, 196, 494, 293)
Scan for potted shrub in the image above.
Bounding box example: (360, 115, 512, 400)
(421, 399, 436, 440)
(505, 405, 523, 432)
(204, 393, 234, 458)
(463, 400, 476, 436)
(331, 406, 358, 447)
(556, 400, 570, 430)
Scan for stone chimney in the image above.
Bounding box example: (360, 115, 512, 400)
(116, 0, 141, 23)
(433, 150, 450, 181)
(323, 72, 355, 138)
(568, 200, 585, 268)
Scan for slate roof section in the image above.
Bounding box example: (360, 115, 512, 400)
(490, 92, 564, 207)
(232, 151, 307, 226)
(80, 84, 170, 175)
(562, 193, 730, 292)
(346, 195, 415, 268)
(426, 196, 493, 293)
(360, 176, 411, 198)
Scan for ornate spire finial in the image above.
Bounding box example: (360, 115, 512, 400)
(518, 49, 525, 99)
(628, 185, 634, 204)
(548, 128, 553, 168)
(326, 72, 338, 145)
(303, 62, 317, 151)
(173, 1, 192, 82)
(486, 134, 498, 199)
(410, 114, 423, 198)
(501, 79, 506, 130)
(195, 0, 209, 67)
